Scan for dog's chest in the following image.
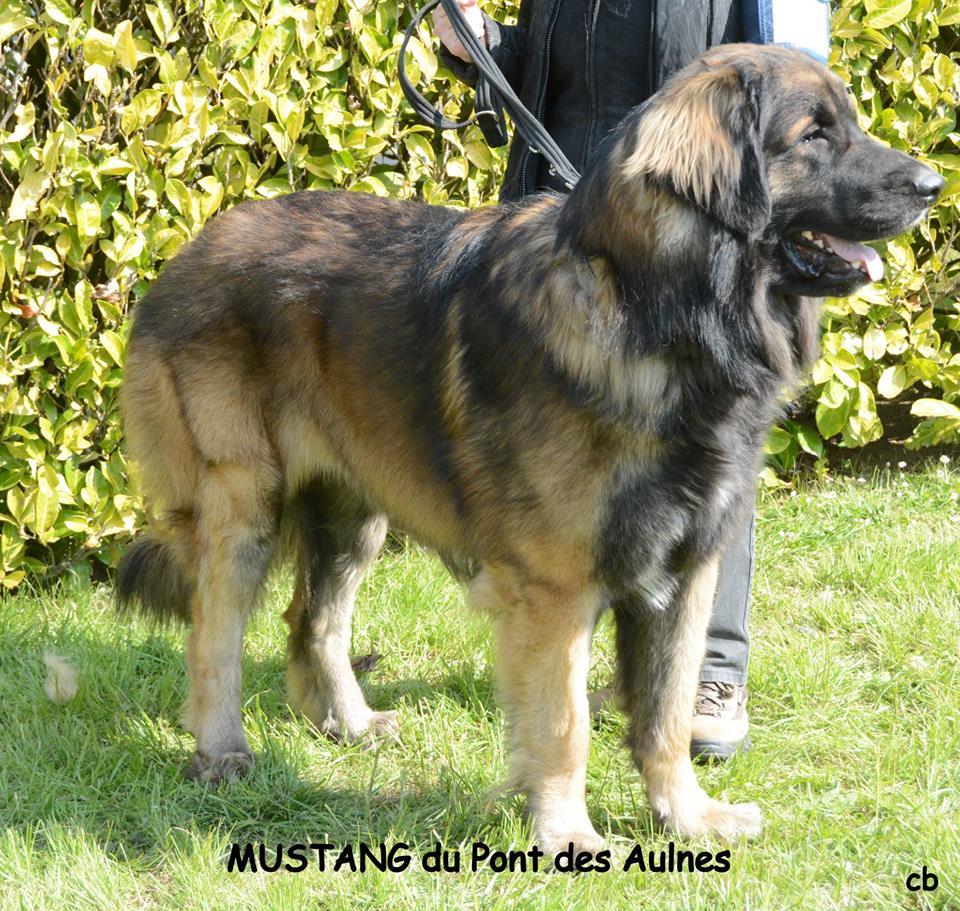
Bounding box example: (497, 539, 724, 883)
(594, 392, 768, 603)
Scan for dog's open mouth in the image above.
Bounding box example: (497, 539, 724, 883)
(782, 231, 884, 283)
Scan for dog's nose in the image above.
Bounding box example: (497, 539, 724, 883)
(912, 169, 945, 204)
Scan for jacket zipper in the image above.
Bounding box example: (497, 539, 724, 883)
(647, 0, 657, 98)
(520, 0, 563, 197)
(583, 0, 602, 169)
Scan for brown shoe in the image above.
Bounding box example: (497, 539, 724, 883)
(690, 681, 750, 761)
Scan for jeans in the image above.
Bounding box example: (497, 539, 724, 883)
(699, 512, 754, 685)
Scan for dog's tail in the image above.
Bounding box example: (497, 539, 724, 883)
(116, 532, 194, 624)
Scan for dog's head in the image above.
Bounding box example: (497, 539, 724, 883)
(607, 44, 943, 297)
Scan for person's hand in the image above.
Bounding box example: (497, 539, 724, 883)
(433, 0, 485, 63)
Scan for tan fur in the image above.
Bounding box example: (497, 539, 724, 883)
(636, 558, 760, 838)
(183, 460, 280, 780)
(270, 336, 467, 553)
(473, 567, 605, 854)
(621, 68, 742, 213)
(440, 302, 470, 441)
(495, 220, 680, 430)
(121, 343, 199, 511)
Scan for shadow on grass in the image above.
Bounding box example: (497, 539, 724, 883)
(0, 625, 507, 866)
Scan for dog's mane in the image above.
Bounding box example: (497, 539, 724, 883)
(464, 169, 818, 428)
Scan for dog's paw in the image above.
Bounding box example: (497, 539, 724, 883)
(320, 709, 400, 746)
(534, 812, 606, 861)
(362, 709, 401, 742)
(662, 798, 762, 841)
(187, 749, 254, 784)
(537, 828, 607, 863)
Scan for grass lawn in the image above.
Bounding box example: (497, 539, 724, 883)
(1, 465, 958, 910)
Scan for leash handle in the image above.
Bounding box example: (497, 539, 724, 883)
(398, 0, 478, 130)
(398, 0, 581, 189)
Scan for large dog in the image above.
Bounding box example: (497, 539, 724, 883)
(118, 45, 942, 852)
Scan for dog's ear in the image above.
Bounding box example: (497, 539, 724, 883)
(622, 60, 769, 238)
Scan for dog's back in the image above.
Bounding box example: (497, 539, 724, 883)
(122, 191, 471, 579)
(118, 189, 579, 623)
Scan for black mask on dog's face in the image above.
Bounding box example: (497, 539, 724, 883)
(760, 56, 943, 297)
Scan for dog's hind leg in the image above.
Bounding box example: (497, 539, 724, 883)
(475, 566, 605, 856)
(614, 557, 762, 840)
(184, 462, 281, 783)
(283, 482, 395, 743)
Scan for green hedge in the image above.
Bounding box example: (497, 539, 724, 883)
(767, 0, 960, 473)
(0, 0, 957, 585)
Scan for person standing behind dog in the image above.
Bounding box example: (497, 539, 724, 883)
(434, 0, 831, 761)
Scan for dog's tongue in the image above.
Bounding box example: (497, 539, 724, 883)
(823, 234, 884, 282)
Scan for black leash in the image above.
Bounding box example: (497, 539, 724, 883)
(398, 0, 582, 190)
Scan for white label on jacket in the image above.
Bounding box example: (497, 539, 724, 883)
(771, 0, 831, 62)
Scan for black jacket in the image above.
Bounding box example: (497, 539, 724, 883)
(442, 0, 745, 201)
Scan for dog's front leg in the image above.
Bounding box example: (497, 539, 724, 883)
(474, 568, 605, 857)
(614, 557, 762, 840)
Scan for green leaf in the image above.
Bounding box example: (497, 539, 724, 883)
(906, 418, 960, 448)
(862, 0, 912, 28)
(816, 393, 852, 439)
(0, 9, 35, 43)
(84, 63, 112, 95)
(8, 166, 51, 222)
(406, 36, 437, 83)
(933, 54, 955, 89)
(145, 0, 177, 44)
(262, 123, 293, 160)
(83, 27, 115, 67)
(464, 140, 494, 171)
(764, 426, 793, 455)
(7, 101, 35, 143)
(877, 365, 907, 399)
(32, 465, 60, 539)
(98, 157, 138, 176)
(42, 0, 73, 26)
(6, 487, 30, 526)
(29, 245, 62, 278)
(855, 382, 878, 424)
(0, 523, 25, 571)
(100, 330, 126, 367)
(445, 158, 468, 179)
(76, 195, 101, 239)
(120, 88, 165, 135)
(811, 358, 833, 385)
(405, 133, 435, 165)
(939, 3, 960, 26)
(164, 178, 194, 219)
(862, 326, 886, 360)
(911, 398, 960, 419)
(795, 424, 824, 458)
(114, 20, 138, 72)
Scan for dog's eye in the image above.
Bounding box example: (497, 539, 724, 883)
(800, 127, 826, 144)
